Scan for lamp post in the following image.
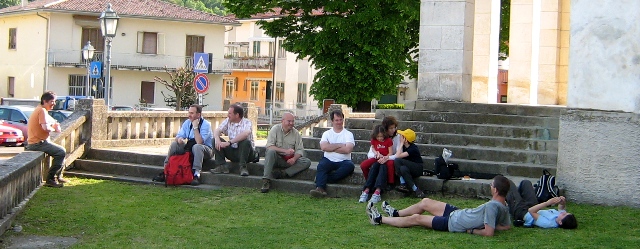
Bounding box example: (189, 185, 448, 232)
(99, 3, 119, 107)
(82, 41, 95, 97)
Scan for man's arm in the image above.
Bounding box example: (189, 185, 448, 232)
(529, 197, 563, 220)
(334, 142, 354, 154)
(320, 141, 343, 152)
(468, 224, 496, 237)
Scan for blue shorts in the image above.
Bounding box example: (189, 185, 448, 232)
(431, 204, 459, 231)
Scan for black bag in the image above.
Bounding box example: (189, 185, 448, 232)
(534, 169, 559, 203)
(434, 156, 459, 196)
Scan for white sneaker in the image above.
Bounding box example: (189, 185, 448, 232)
(382, 201, 397, 217)
(370, 193, 381, 203)
(358, 192, 369, 203)
(366, 201, 381, 225)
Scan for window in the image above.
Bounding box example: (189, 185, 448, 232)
(224, 79, 235, 99)
(243, 80, 248, 91)
(268, 42, 274, 57)
(275, 82, 284, 102)
(297, 83, 307, 103)
(81, 28, 104, 55)
(68, 74, 109, 99)
(137, 32, 165, 54)
(9, 28, 16, 49)
(7, 77, 15, 97)
(186, 35, 205, 56)
(277, 40, 286, 58)
(140, 81, 155, 104)
(250, 81, 259, 100)
(253, 41, 261, 56)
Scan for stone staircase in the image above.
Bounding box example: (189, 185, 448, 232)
(66, 101, 562, 199)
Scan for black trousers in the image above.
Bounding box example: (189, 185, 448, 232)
(394, 158, 423, 190)
(506, 180, 538, 220)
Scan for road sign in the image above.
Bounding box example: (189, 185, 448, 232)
(193, 73, 209, 94)
(193, 53, 210, 73)
(90, 61, 102, 78)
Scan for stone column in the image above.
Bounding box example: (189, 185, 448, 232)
(418, 0, 475, 102)
(507, 0, 536, 104)
(471, 0, 500, 103)
(239, 102, 258, 141)
(76, 98, 107, 145)
(557, 0, 640, 207)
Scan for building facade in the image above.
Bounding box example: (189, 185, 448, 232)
(0, 0, 239, 111)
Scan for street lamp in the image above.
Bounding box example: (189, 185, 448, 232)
(82, 41, 95, 97)
(99, 3, 119, 106)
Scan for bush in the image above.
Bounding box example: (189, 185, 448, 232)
(376, 103, 404, 109)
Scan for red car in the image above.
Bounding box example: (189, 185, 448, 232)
(0, 120, 24, 146)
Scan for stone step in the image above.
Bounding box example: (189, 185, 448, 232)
(313, 127, 558, 151)
(302, 138, 558, 165)
(345, 119, 558, 140)
(70, 153, 538, 199)
(375, 110, 560, 128)
(411, 101, 564, 117)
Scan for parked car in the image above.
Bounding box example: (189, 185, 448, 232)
(140, 107, 175, 111)
(110, 106, 135, 111)
(49, 110, 73, 123)
(0, 105, 33, 141)
(0, 120, 25, 146)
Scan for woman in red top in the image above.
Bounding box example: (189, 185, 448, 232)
(359, 125, 394, 203)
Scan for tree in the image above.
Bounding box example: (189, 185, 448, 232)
(499, 0, 510, 60)
(225, 0, 420, 110)
(155, 67, 201, 111)
(1, 0, 20, 9)
(165, 0, 227, 16)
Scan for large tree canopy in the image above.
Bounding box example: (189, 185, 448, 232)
(225, 0, 420, 109)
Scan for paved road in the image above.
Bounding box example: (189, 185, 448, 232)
(0, 146, 24, 163)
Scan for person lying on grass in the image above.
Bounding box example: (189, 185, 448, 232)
(506, 179, 578, 229)
(367, 175, 512, 236)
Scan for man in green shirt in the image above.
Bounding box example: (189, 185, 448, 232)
(261, 112, 311, 193)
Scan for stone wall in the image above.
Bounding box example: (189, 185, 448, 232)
(557, 110, 640, 207)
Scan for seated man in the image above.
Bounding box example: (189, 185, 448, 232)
(26, 91, 67, 188)
(261, 112, 311, 193)
(211, 104, 258, 176)
(164, 104, 213, 186)
(367, 175, 512, 237)
(506, 179, 578, 229)
(309, 110, 355, 198)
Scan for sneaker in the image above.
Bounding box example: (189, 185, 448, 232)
(240, 166, 249, 176)
(191, 176, 200, 186)
(309, 188, 327, 198)
(382, 201, 397, 217)
(366, 201, 382, 225)
(210, 164, 229, 174)
(261, 179, 271, 193)
(44, 179, 63, 188)
(57, 177, 71, 184)
(414, 189, 426, 199)
(370, 193, 381, 204)
(358, 192, 369, 203)
(395, 184, 410, 193)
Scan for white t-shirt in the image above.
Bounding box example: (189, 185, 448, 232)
(321, 128, 355, 162)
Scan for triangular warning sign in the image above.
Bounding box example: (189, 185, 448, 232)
(195, 57, 207, 71)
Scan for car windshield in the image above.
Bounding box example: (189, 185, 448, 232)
(54, 99, 66, 110)
(23, 110, 33, 119)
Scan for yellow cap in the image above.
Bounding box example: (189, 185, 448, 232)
(397, 129, 416, 143)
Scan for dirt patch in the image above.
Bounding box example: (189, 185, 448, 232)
(1, 235, 78, 249)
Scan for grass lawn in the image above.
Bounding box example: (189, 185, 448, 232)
(3, 178, 639, 248)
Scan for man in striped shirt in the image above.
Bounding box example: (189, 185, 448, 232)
(211, 104, 258, 176)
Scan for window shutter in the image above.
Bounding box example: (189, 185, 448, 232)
(137, 32, 144, 53)
(157, 33, 165, 55)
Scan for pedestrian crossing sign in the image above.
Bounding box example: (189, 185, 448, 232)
(193, 53, 210, 73)
(90, 61, 102, 78)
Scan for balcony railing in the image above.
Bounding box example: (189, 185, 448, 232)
(223, 56, 274, 71)
(47, 50, 232, 73)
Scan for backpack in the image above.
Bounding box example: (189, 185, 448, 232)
(534, 169, 559, 203)
(164, 152, 193, 186)
(434, 155, 459, 196)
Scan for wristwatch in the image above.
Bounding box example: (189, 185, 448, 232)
(192, 127, 199, 130)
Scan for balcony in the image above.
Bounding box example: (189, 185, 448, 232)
(223, 56, 274, 71)
(47, 49, 232, 74)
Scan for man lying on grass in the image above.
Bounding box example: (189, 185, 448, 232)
(506, 179, 578, 229)
(367, 175, 512, 236)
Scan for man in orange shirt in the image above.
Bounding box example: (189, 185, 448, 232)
(26, 91, 67, 188)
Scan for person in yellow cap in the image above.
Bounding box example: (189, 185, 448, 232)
(393, 129, 426, 198)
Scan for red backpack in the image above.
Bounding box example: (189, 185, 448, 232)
(164, 152, 193, 186)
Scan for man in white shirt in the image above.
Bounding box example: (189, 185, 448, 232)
(211, 104, 258, 176)
(310, 110, 355, 198)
